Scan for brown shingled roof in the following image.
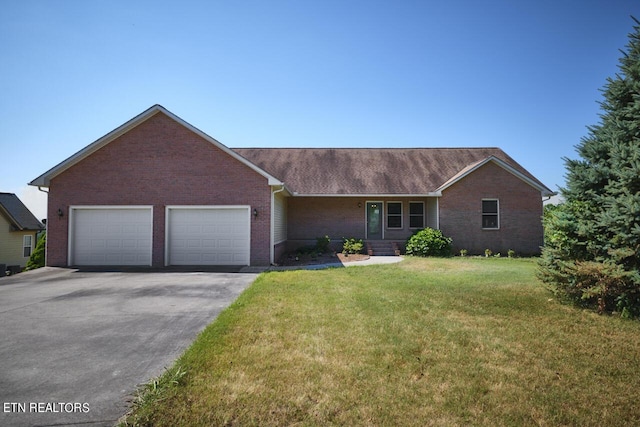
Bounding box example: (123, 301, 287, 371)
(232, 147, 551, 195)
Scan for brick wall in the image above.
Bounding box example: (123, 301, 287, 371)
(47, 112, 272, 266)
(439, 161, 544, 256)
(287, 197, 364, 242)
(286, 197, 435, 250)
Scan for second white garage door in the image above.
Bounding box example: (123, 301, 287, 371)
(166, 207, 250, 266)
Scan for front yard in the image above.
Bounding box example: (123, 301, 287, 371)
(122, 257, 640, 426)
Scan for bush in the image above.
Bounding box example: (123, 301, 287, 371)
(26, 233, 46, 270)
(405, 228, 452, 257)
(342, 238, 364, 254)
(539, 258, 640, 318)
(538, 200, 640, 317)
(293, 236, 332, 258)
(315, 235, 331, 254)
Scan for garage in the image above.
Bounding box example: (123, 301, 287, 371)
(69, 207, 153, 266)
(166, 206, 250, 266)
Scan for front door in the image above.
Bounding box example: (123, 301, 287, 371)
(366, 202, 383, 239)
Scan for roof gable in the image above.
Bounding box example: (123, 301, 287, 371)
(436, 156, 554, 196)
(29, 105, 283, 187)
(0, 193, 44, 231)
(233, 148, 553, 196)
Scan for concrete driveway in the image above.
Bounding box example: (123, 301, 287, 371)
(0, 267, 257, 427)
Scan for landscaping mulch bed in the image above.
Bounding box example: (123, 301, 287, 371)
(278, 252, 370, 266)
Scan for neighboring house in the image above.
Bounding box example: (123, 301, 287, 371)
(0, 193, 45, 271)
(29, 105, 554, 267)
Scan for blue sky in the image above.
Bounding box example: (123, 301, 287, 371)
(2, 0, 639, 220)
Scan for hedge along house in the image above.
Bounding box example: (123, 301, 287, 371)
(30, 105, 554, 268)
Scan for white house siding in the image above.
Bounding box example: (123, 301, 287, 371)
(427, 198, 439, 229)
(273, 191, 287, 244)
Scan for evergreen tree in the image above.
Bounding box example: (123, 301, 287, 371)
(26, 233, 46, 270)
(539, 18, 640, 317)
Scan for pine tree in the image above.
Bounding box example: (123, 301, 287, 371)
(539, 18, 640, 317)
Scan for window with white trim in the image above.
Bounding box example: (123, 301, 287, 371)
(482, 199, 499, 229)
(387, 202, 402, 229)
(409, 202, 425, 228)
(23, 235, 33, 258)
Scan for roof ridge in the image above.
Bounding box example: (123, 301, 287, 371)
(232, 147, 503, 150)
(235, 146, 552, 196)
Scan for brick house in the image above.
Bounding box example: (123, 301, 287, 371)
(29, 105, 554, 267)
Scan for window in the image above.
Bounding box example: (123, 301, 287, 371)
(482, 199, 499, 229)
(409, 202, 425, 228)
(23, 235, 33, 258)
(387, 202, 402, 228)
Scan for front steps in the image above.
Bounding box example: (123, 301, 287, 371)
(365, 240, 403, 256)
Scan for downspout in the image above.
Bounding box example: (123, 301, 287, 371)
(37, 186, 49, 267)
(270, 184, 286, 265)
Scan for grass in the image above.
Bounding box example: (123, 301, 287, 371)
(121, 257, 640, 426)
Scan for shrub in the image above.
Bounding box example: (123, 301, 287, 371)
(540, 259, 640, 317)
(342, 238, 364, 254)
(538, 200, 640, 317)
(291, 236, 332, 259)
(507, 249, 516, 258)
(485, 249, 492, 257)
(26, 233, 46, 270)
(315, 235, 331, 254)
(295, 245, 317, 256)
(459, 249, 468, 257)
(405, 228, 452, 257)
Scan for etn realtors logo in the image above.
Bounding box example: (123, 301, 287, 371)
(4, 402, 90, 413)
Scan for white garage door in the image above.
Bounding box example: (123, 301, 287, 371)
(70, 207, 153, 266)
(167, 207, 250, 266)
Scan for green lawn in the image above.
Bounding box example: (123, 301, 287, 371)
(121, 258, 640, 426)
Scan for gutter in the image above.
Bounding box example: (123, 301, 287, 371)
(290, 192, 442, 197)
